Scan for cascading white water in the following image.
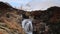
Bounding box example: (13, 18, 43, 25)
(22, 19, 33, 34)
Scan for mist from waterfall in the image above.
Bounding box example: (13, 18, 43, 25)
(22, 19, 33, 34)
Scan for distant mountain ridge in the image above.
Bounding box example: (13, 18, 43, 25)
(0, 2, 13, 9)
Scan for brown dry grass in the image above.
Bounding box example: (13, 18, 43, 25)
(0, 17, 25, 34)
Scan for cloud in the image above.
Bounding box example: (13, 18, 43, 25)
(0, 0, 32, 7)
(0, 0, 60, 11)
(0, 0, 32, 5)
(28, 0, 60, 10)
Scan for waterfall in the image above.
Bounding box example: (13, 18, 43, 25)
(22, 19, 33, 34)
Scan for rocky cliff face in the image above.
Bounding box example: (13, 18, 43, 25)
(31, 6, 60, 34)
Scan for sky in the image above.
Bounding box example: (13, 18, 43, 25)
(0, 0, 60, 11)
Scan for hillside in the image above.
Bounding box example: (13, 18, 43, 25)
(0, 2, 25, 34)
